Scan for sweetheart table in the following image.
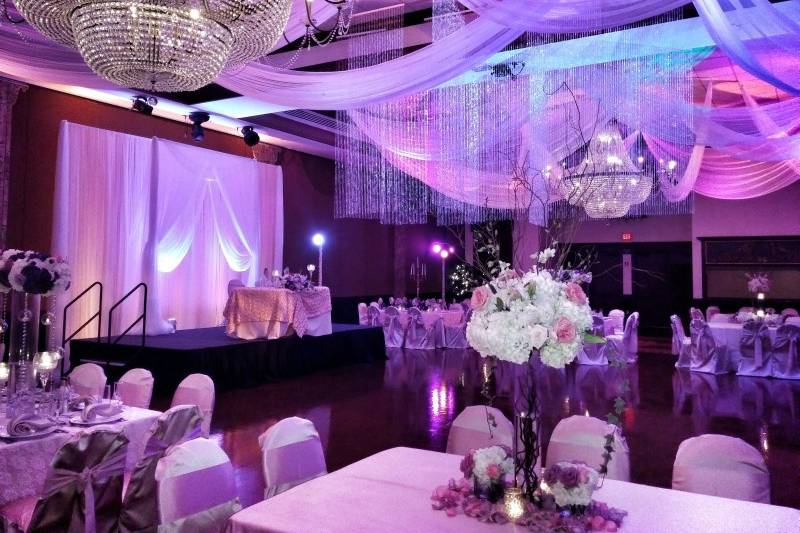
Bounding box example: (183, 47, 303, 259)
(224, 287, 333, 340)
(226, 447, 800, 533)
(0, 405, 160, 505)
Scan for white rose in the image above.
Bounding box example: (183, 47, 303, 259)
(529, 324, 548, 349)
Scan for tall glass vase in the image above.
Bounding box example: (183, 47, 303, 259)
(7, 292, 40, 415)
(513, 358, 541, 502)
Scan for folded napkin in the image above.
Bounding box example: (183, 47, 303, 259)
(82, 402, 123, 422)
(68, 395, 95, 411)
(8, 414, 56, 437)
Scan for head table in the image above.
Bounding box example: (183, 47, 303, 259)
(224, 287, 333, 340)
(227, 447, 800, 533)
(0, 405, 160, 505)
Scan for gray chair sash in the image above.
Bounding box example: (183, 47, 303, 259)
(28, 430, 129, 533)
(740, 321, 771, 369)
(773, 325, 800, 377)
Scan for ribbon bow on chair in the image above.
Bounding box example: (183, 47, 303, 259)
(741, 321, 771, 369)
(773, 326, 800, 377)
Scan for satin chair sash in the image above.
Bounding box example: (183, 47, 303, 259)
(158, 462, 237, 523)
(740, 322, 771, 368)
(773, 328, 800, 373)
(265, 438, 327, 490)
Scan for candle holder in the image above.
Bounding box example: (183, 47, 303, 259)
(503, 486, 526, 522)
(409, 257, 427, 299)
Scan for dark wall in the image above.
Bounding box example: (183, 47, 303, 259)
(7, 86, 438, 298)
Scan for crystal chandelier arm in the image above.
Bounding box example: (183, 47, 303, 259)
(304, 0, 344, 34)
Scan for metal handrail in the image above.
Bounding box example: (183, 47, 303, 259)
(107, 282, 147, 350)
(62, 281, 103, 347)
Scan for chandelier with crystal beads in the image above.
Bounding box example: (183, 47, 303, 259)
(560, 122, 652, 219)
(13, 0, 292, 92)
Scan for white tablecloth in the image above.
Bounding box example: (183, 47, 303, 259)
(709, 322, 779, 365)
(227, 447, 800, 533)
(0, 405, 160, 505)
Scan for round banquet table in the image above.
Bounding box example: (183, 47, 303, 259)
(708, 322, 779, 366)
(380, 308, 464, 329)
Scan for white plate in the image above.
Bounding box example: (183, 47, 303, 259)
(0, 426, 59, 440)
(69, 414, 124, 426)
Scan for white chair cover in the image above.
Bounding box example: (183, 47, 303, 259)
(671, 315, 692, 368)
(737, 321, 772, 378)
(171, 374, 215, 437)
(690, 320, 732, 375)
(448, 303, 461, 311)
(117, 368, 155, 409)
(366, 304, 381, 327)
(227, 279, 244, 297)
(69, 362, 107, 399)
(781, 308, 799, 318)
(710, 313, 732, 323)
(546, 415, 630, 481)
(575, 342, 608, 366)
(442, 309, 471, 349)
(706, 306, 721, 321)
(605, 312, 639, 363)
(259, 417, 327, 500)
(404, 308, 437, 350)
(357, 303, 368, 326)
(786, 316, 800, 327)
(381, 306, 405, 349)
(0, 428, 128, 532)
(155, 438, 240, 532)
(607, 309, 625, 334)
(738, 306, 754, 314)
(446, 406, 514, 456)
(772, 324, 800, 380)
(672, 434, 770, 503)
(690, 307, 705, 321)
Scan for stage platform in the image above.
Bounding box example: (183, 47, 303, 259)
(70, 324, 386, 392)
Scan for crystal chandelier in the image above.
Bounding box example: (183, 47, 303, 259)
(561, 122, 651, 219)
(13, 0, 292, 92)
(300, 0, 355, 47)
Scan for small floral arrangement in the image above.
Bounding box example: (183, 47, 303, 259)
(746, 272, 770, 294)
(278, 269, 313, 292)
(460, 445, 514, 498)
(541, 461, 599, 509)
(0, 250, 71, 296)
(466, 249, 596, 368)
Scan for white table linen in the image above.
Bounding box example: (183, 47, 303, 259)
(227, 447, 800, 533)
(0, 405, 160, 506)
(709, 322, 778, 366)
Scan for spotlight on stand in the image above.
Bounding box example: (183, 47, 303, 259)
(312, 233, 325, 287)
(241, 126, 260, 147)
(188, 111, 211, 142)
(131, 95, 157, 115)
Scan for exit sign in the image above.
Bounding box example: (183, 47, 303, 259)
(622, 232, 633, 241)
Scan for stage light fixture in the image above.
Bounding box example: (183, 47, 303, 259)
(131, 95, 157, 115)
(188, 111, 211, 142)
(241, 126, 260, 147)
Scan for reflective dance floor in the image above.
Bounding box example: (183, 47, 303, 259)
(154, 338, 800, 509)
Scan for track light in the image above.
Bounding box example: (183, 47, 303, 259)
(131, 95, 157, 115)
(188, 111, 210, 142)
(241, 126, 260, 147)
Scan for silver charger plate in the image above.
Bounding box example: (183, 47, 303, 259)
(69, 414, 124, 426)
(0, 425, 59, 440)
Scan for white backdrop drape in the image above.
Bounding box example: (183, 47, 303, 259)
(52, 121, 283, 341)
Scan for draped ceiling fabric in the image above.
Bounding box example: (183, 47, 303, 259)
(52, 122, 284, 339)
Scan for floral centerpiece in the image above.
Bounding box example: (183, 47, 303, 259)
(541, 461, 600, 511)
(745, 272, 770, 295)
(459, 446, 514, 503)
(277, 269, 313, 292)
(0, 250, 71, 296)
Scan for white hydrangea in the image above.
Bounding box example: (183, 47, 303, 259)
(472, 446, 514, 488)
(543, 462, 599, 507)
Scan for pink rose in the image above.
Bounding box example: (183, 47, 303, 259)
(565, 282, 587, 305)
(470, 285, 492, 311)
(486, 464, 501, 480)
(497, 269, 520, 282)
(554, 317, 577, 343)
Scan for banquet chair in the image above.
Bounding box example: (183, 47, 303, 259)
(737, 320, 772, 378)
(738, 306, 754, 314)
(357, 302, 369, 325)
(772, 324, 800, 380)
(227, 279, 244, 297)
(706, 306, 721, 321)
(689, 307, 705, 321)
(605, 312, 639, 363)
(546, 415, 630, 481)
(449, 303, 462, 311)
(69, 362, 107, 398)
(405, 307, 437, 350)
(689, 320, 732, 375)
(171, 374, 215, 437)
(117, 368, 155, 409)
(672, 434, 770, 503)
(121, 405, 204, 532)
(154, 438, 240, 532)
(381, 306, 406, 348)
(671, 315, 692, 368)
(446, 406, 514, 456)
(786, 316, 800, 327)
(575, 317, 608, 366)
(607, 309, 625, 334)
(0, 428, 128, 532)
(367, 303, 381, 326)
(781, 308, 799, 318)
(259, 417, 327, 499)
(442, 309, 471, 349)
(710, 312, 732, 323)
